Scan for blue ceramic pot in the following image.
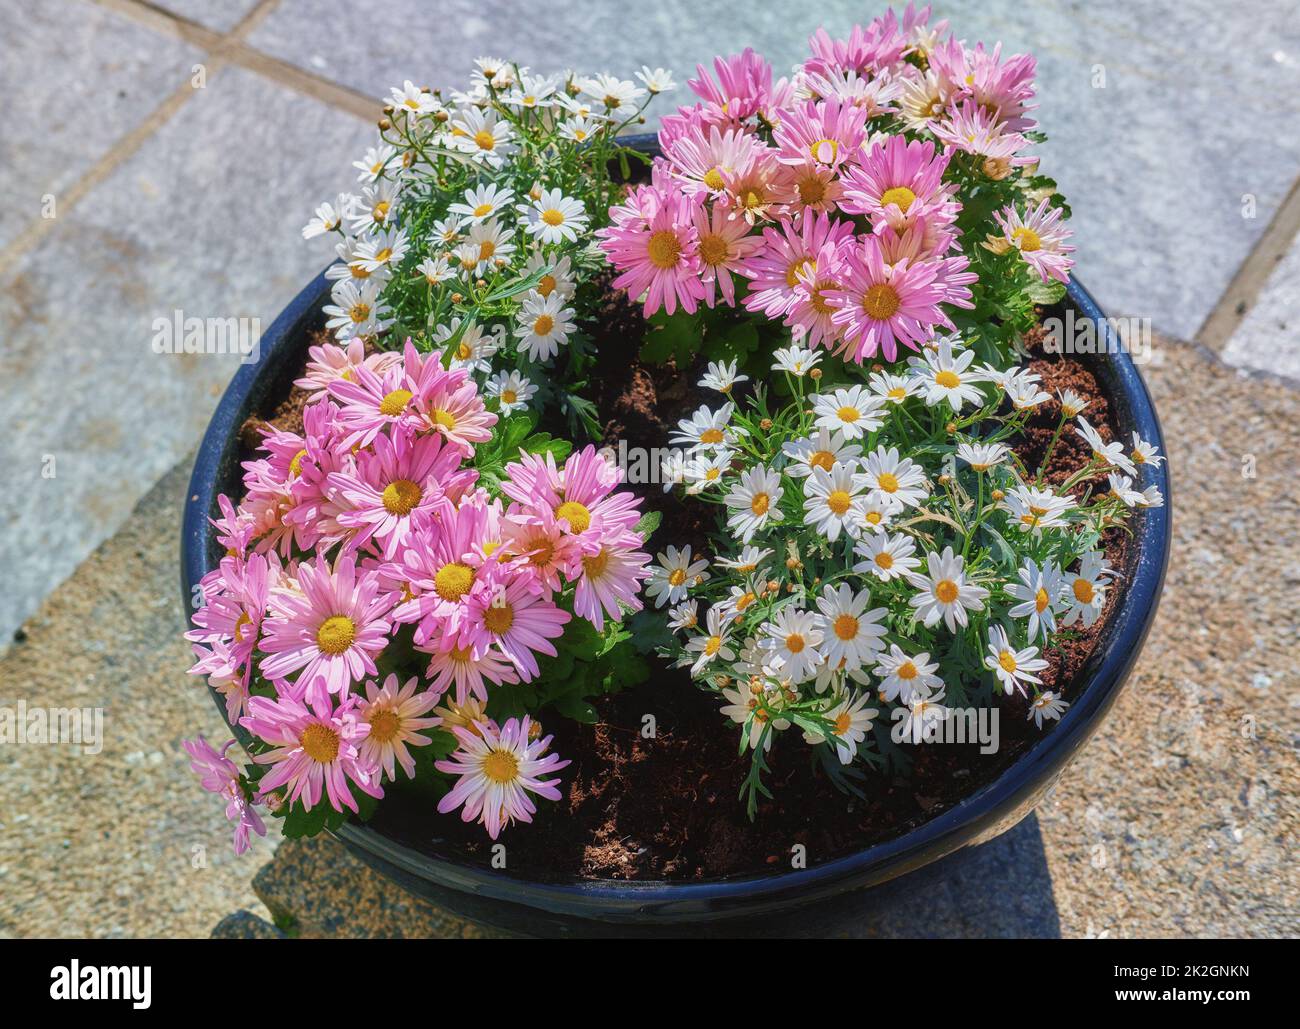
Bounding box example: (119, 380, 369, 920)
(181, 139, 1170, 936)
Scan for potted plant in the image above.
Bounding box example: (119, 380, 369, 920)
(181, 4, 1170, 935)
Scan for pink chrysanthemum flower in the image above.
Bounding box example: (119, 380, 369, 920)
(718, 146, 792, 225)
(690, 201, 763, 308)
(420, 640, 520, 705)
(296, 338, 402, 398)
(598, 183, 706, 317)
(930, 38, 1037, 132)
(186, 552, 274, 681)
(414, 363, 497, 456)
(436, 716, 569, 839)
(259, 553, 393, 709)
(826, 235, 960, 362)
(501, 503, 583, 596)
(329, 429, 472, 558)
(358, 673, 441, 781)
(183, 735, 266, 854)
(840, 135, 958, 234)
(743, 210, 854, 321)
(931, 100, 1031, 163)
(805, 13, 907, 78)
(188, 641, 253, 722)
(772, 97, 868, 172)
(990, 199, 1075, 283)
(210, 493, 257, 560)
(688, 48, 791, 125)
(464, 577, 571, 682)
(663, 123, 766, 197)
(788, 238, 851, 349)
(573, 534, 652, 631)
(241, 690, 382, 814)
(555, 445, 645, 537)
(327, 359, 425, 449)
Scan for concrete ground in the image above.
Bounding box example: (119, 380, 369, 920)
(1, 0, 1297, 938)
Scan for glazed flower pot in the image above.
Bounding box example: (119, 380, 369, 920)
(181, 135, 1171, 936)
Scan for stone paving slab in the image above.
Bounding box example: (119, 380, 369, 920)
(0, 0, 203, 252)
(0, 63, 372, 643)
(1222, 235, 1300, 382)
(153, 0, 263, 33)
(0, 459, 280, 940)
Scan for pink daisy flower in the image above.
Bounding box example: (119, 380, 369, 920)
(805, 14, 907, 79)
(464, 576, 571, 682)
(188, 640, 253, 722)
(412, 361, 497, 456)
(743, 210, 854, 321)
(501, 504, 583, 597)
(329, 428, 473, 558)
(259, 553, 393, 710)
(185, 552, 274, 682)
(717, 145, 792, 224)
(663, 122, 766, 197)
(358, 673, 441, 781)
(992, 199, 1075, 283)
(825, 235, 961, 362)
(210, 493, 256, 560)
(930, 38, 1037, 132)
(599, 183, 706, 317)
(573, 534, 652, 631)
(436, 716, 569, 839)
(931, 100, 1031, 163)
(839, 135, 958, 234)
(295, 338, 402, 398)
(690, 200, 764, 307)
(327, 359, 425, 449)
(241, 690, 382, 814)
(183, 735, 266, 854)
(419, 641, 519, 706)
(787, 237, 851, 349)
(772, 97, 868, 172)
(688, 48, 790, 125)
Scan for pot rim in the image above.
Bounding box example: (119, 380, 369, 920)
(180, 140, 1171, 924)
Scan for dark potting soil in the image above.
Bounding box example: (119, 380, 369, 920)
(239, 307, 1131, 882)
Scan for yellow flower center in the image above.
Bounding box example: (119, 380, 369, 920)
(478, 240, 496, 262)
(750, 492, 770, 515)
(880, 185, 917, 212)
(875, 552, 894, 570)
(434, 562, 475, 601)
(1072, 578, 1094, 604)
(433, 408, 457, 431)
(668, 568, 687, 587)
(582, 549, 610, 577)
(532, 314, 555, 336)
(378, 389, 412, 416)
(234, 611, 254, 642)
(837, 406, 860, 423)
(833, 614, 859, 641)
(888, 387, 907, 400)
(382, 478, 422, 515)
(797, 173, 827, 205)
(500, 389, 518, 405)
(785, 256, 814, 288)
(810, 137, 839, 164)
(703, 167, 726, 190)
(827, 489, 852, 515)
(537, 273, 557, 297)
(698, 234, 730, 266)
(785, 633, 806, 654)
(699, 427, 725, 444)
(861, 283, 901, 320)
(367, 708, 400, 743)
(1035, 587, 1050, 613)
(809, 449, 835, 471)
(473, 202, 494, 217)
(833, 711, 853, 735)
(300, 723, 340, 763)
(350, 263, 370, 279)
(1012, 226, 1042, 252)
(482, 749, 520, 784)
(289, 448, 307, 476)
(349, 302, 371, 323)
(373, 201, 390, 221)
(735, 591, 756, 612)
(556, 500, 591, 533)
(864, 510, 883, 525)
(934, 579, 960, 604)
(704, 635, 722, 656)
(877, 471, 899, 493)
(456, 341, 473, 360)
(935, 370, 961, 388)
(897, 660, 918, 680)
(316, 615, 356, 655)
(473, 129, 496, 151)
(998, 650, 1018, 674)
(647, 229, 682, 269)
(484, 603, 515, 635)
(541, 208, 565, 226)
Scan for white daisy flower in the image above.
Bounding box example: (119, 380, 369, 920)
(1006, 373, 1051, 409)
(450, 105, 514, 167)
(322, 280, 393, 340)
(521, 188, 588, 245)
(860, 445, 928, 508)
(1028, 690, 1069, 728)
(848, 495, 901, 537)
(1129, 432, 1164, 469)
(449, 183, 517, 224)
(897, 690, 949, 744)
(645, 545, 710, 608)
(719, 680, 788, 752)
(353, 143, 398, 183)
(558, 115, 605, 144)
(868, 369, 921, 404)
(349, 180, 400, 235)
(580, 72, 646, 113)
(302, 193, 352, 239)
(909, 546, 989, 632)
(515, 291, 575, 362)
(908, 338, 986, 410)
(724, 464, 783, 542)
(782, 428, 861, 478)
(814, 584, 887, 671)
(354, 226, 409, 273)
(1107, 473, 1146, 507)
(1058, 389, 1089, 418)
(389, 80, 439, 116)
(325, 235, 386, 286)
(803, 462, 868, 541)
(416, 253, 455, 285)
(660, 450, 688, 492)
(1002, 484, 1075, 534)
(670, 402, 740, 453)
(686, 605, 736, 675)
(1137, 484, 1165, 508)
(719, 583, 763, 621)
(1062, 550, 1111, 629)
(1005, 558, 1065, 642)
(716, 546, 773, 575)
(471, 57, 515, 91)
(984, 625, 1049, 696)
(805, 691, 877, 764)
(853, 531, 921, 582)
(956, 442, 1008, 471)
(459, 218, 515, 274)
(667, 600, 699, 633)
(636, 66, 677, 94)
(873, 644, 943, 704)
(436, 319, 498, 374)
(698, 359, 749, 395)
(505, 73, 559, 110)
(555, 94, 604, 121)
(523, 251, 576, 300)
(772, 344, 822, 376)
(431, 215, 463, 248)
(1076, 417, 1137, 475)
(684, 449, 734, 493)
(485, 370, 536, 414)
(812, 385, 886, 439)
(759, 607, 824, 684)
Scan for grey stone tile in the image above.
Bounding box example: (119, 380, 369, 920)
(153, 0, 261, 32)
(1222, 236, 1300, 381)
(0, 0, 203, 251)
(0, 65, 372, 640)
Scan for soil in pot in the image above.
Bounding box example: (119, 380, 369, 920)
(236, 299, 1130, 882)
